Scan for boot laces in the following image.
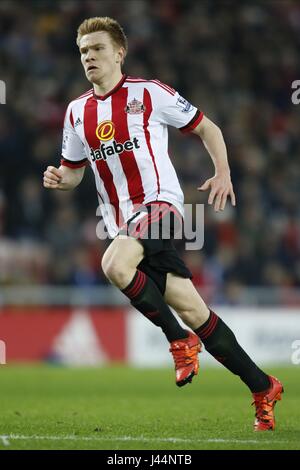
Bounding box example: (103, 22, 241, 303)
(252, 397, 273, 423)
(170, 344, 199, 369)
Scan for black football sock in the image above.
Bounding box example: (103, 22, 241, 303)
(194, 310, 270, 393)
(122, 270, 188, 342)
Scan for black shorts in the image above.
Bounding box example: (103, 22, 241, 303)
(119, 201, 192, 295)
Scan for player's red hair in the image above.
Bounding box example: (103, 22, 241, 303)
(77, 16, 128, 59)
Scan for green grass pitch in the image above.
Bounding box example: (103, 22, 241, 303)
(0, 365, 299, 450)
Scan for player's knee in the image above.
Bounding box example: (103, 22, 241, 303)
(177, 306, 209, 329)
(101, 257, 128, 286)
(177, 309, 197, 328)
(101, 251, 110, 277)
(101, 250, 128, 279)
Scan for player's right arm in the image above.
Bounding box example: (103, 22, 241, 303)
(43, 165, 85, 190)
(43, 102, 88, 191)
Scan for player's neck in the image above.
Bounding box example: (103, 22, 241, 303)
(93, 70, 124, 97)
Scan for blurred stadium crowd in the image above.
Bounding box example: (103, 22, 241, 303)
(0, 0, 300, 304)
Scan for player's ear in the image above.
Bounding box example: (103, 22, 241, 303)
(116, 47, 125, 64)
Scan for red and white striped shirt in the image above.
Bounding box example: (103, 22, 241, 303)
(61, 74, 203, 237)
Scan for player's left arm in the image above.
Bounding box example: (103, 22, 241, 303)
(192, 115, 236, 211)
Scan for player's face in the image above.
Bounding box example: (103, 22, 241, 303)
(79, 31, 123, 83)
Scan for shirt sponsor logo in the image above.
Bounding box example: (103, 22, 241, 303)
(96, 120, 116, 141)
(92, 120, 140, 161)
(125, 98, 146, 114)
(90, 137, 140, 162)
(176, 96, 193, 113)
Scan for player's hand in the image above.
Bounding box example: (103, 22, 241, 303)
(43, 166, 63, 189)
(197, 172, 236, 211)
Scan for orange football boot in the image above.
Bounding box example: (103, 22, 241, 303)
(169, 331, 202, 387)
(252, 375, 284, 431)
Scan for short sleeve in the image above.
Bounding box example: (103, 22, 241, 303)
(153, 82, 204, 133)
(61, 103, 88, 169)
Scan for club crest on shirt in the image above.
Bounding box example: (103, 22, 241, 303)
(125, 98, 146, 114)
